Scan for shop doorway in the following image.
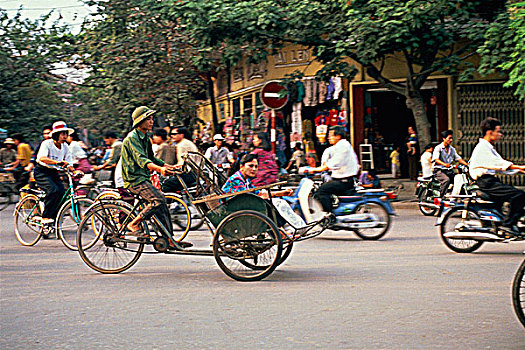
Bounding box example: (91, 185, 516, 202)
(353, 79, 447, 177)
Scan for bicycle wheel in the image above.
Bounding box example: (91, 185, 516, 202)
(418, 189, 437, 216)
(353, 202, 391, 240)
(439, 207, 484, 253)
(240, 230, 293, 270)
(14, 194, 43, 246)
(213, 210, 282, 281)
(77, 201, 144, 274)
(56, 197, 94, 250)
(512, 259, 525, 328)
(165, 194, 191, 242)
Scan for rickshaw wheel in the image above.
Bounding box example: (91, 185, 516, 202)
(213, 210, 282, 281)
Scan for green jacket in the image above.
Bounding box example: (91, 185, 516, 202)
(121, 128, 164, 188)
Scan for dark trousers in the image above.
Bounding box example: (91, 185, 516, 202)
(128, 181, 173, 236)
(317, 177, 355, 212)
(407, 153, 418, 180)
(434, 168, 455, 198)
(13, 166, 29, 189)
(34, 166, 65, 219)
(161, 173, 196, 193)
(476, 175, 525, 226)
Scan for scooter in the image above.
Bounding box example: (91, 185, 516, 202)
(282, 176, 395, 240)
(436, 189, 525, 253)
(415, 164, 474, 216)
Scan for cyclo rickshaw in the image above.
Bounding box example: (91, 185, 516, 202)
(76, 152, 331, 281)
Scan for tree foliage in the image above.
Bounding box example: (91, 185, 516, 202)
(74, 0, 207, 138)
(173, 0, 501, 149)
(478, 1, 525, 99)
(0, 10, 75, 143)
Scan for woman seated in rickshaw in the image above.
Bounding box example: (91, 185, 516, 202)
(222, 153, 308, 235)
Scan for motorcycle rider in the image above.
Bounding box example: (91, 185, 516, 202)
(469, 117, 525, 235)
(308, 125, 360, 213)
(432, 130, 468, 198)
(204, 134, 234, 169)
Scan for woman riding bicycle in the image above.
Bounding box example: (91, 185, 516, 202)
(34, 121, 77, 233)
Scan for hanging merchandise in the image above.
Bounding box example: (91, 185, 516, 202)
(314, 110, 329, 144)
(291, 102, 303, 144)
(333, 77, 343, 100)
(303, 78, 318, 107)
(327, 78, 335, 100)
(318, 81, 328, 104)
(296, 80, 305, 103)
(302, 119, 313, 141)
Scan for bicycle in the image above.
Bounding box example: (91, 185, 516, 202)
(13, 168, 94, 250)
(0, 172, 17, 211)
(76, 152, 332, 281)
(512, 258, 525, 328)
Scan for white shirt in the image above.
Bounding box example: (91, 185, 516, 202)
(469, 138, 513, 180)
(115, 159, 124, 188)
(432, 142, 461, 170)
(68, 141, 87, 163)
(420, 151, 433, 177)
(36, 139, 73, 169)
(322, 139, 359, 179)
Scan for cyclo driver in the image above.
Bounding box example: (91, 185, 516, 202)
(120, 106, 190, 249)
(307, 125, 360, 213)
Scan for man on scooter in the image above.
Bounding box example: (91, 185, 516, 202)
(432, 130, 469, 198)
(308, 125, 360, 213)
(469, 117, 525, 235)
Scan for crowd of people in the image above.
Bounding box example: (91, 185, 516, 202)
(1, 107, 524, 239)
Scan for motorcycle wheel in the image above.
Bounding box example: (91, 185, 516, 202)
(439, 207, 484, 253)
(512, 259, 525, 328)
(418, 189, 437, 216)
(353, 202, 391, 240)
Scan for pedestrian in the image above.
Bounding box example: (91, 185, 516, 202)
(406, 126, 419, 180)
(390, 146, 400, 179)
(92, 131, 123, 183)
(285, 142, 306, 173)
(0, 138, 17, 167)
(420, 144, 434, 178)
(152, 128, 176, 165)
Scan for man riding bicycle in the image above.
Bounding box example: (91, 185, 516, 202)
(120, 106, 189, 249)
(469, 117, 525, 235)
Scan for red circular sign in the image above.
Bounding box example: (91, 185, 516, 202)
(260, 81, 288, 110)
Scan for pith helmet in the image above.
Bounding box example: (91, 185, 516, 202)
(132, 106, 156, 128)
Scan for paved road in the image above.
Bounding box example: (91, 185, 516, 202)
(1, 204, 524, 349)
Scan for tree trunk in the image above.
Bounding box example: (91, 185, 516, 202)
(405, 87, 431, 152)
(206, 70, 219, 133)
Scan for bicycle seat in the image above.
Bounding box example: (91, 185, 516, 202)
(417, 176, 433, 182)
(475, 190, 493, 201)
(20, 187, 46, 197)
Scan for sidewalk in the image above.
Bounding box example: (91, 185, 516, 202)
(378, 175, 418, 210)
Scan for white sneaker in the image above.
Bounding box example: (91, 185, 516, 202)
(40, 218, 54, 225)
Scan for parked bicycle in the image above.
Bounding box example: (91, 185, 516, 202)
(13, 168, 94, 250)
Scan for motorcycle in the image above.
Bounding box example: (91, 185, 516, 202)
(415, 164, 474, 216)
(282, 175, 395, 240)
(436, 189, 525, 253)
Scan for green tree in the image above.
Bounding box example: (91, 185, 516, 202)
(0, 10, 74, 143)
(478, 1, 525, 99)
(174, 0, 501, 150)
(74, 0, 207, 138)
